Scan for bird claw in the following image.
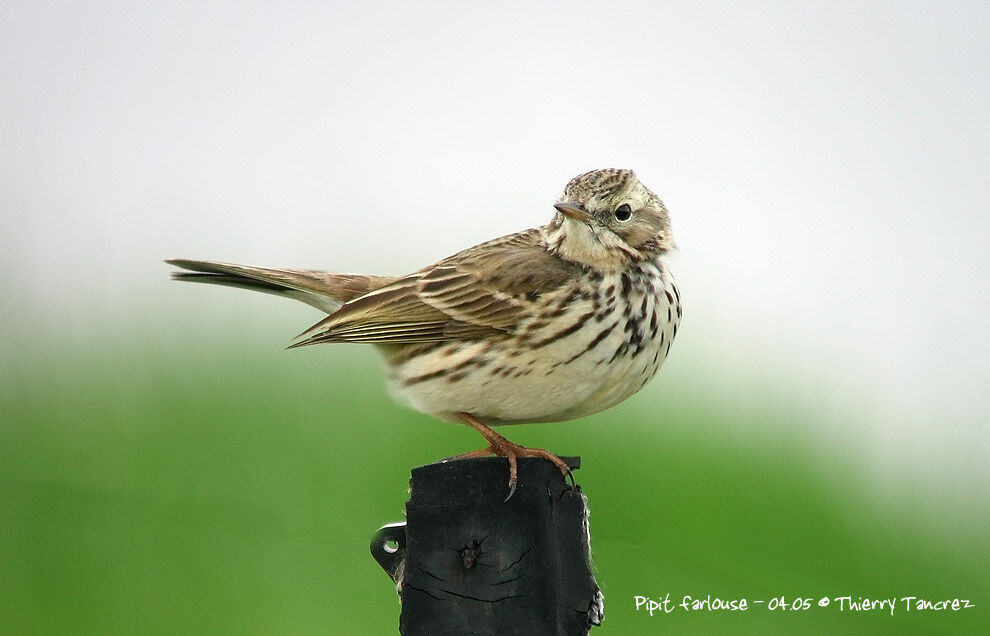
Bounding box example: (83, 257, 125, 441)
(504, 480, 517, 503)
(564, 466, 576, 489)
(455, 412, 574, 502)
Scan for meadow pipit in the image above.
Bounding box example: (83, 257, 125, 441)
(168, 169, 681, 498)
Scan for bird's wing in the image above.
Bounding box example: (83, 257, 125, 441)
(167, 259, 396, 313)
(292, 229, 583, 346)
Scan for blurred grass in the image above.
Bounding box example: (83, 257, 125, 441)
(1, 331, 986, 634)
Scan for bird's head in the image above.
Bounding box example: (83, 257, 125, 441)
(546, 169, 673, 270)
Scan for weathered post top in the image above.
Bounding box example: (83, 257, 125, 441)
(372, 456, 603, 635)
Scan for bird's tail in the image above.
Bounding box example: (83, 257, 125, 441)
(166, 259, 395, 314)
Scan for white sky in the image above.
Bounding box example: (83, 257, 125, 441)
(2, 2, 987, 488)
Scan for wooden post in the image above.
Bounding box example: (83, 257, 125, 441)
(371, 456, 603, 635)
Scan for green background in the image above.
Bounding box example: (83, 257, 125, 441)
(3, 314, 985, 634)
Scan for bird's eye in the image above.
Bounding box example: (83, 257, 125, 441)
(614, 204, 632, 221)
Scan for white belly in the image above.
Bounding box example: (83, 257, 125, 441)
(386, 262, 680, 425)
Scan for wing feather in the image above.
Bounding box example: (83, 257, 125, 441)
(291, 228, 583, 346)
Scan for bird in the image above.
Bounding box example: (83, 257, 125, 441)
(167, 168, 681, 499)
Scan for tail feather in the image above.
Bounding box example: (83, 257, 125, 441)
(166, 259, 395, 314)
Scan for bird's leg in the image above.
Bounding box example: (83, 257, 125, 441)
(451, 412, 574, 501)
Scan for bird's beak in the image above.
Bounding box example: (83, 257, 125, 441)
(554, 201, 591, 222)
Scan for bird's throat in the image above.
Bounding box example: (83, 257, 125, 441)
(543, 219, 631, 273)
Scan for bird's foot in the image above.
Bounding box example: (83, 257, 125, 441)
(453, 412, 574, 501)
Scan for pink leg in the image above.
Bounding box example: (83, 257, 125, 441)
(453, 412, 574, 501)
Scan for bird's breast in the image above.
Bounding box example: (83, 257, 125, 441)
(384, 260, 680, 424)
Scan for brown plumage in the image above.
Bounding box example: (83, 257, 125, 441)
(168, 168, 680, 499)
